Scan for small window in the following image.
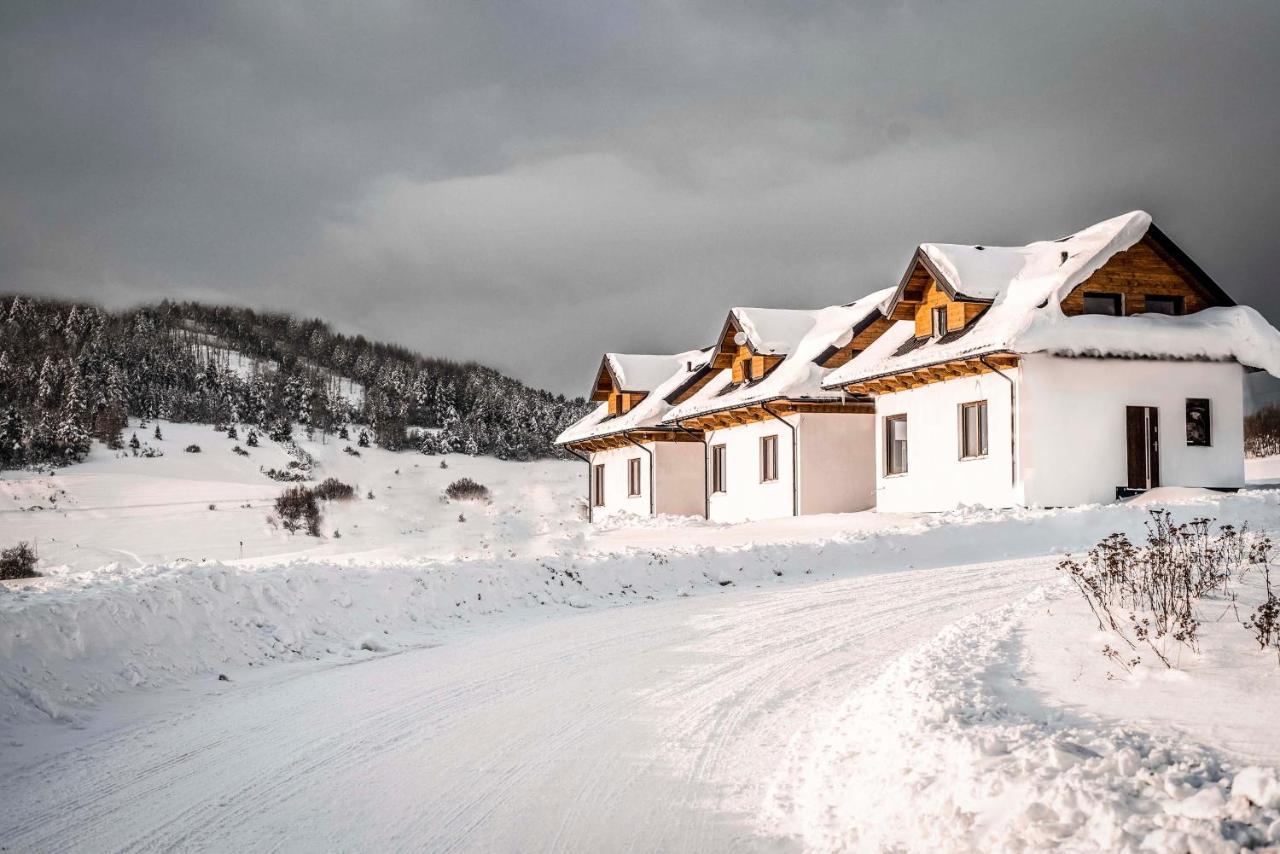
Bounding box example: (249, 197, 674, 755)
(592, 464, 605, 507)
(712, 444, 727, 493)
(1144, 295, 1184, 316)
(884, 415, 908, 475)
(1186, 398, 1211, 446)
(959, 400, 989, 459)
(627, 457, 642, 496)
(761, 434, 779, 482)
(931, 306, 948, 339)
(742, 358, 754, 383)
(1082, 292, 1123, 316)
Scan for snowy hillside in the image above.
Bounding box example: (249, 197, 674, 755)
(3, 431, 1280, 849)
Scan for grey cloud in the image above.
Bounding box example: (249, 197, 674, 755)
(2, 0, 1278, 394)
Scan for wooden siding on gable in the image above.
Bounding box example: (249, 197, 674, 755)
(1061, 236, 1218, 316)
(606, 391, 647, 417)
(911, 281, 985, 337)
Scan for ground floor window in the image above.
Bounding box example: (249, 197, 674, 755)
(712, 444, 727, 493)
(1082, 292, 1123, 315)
(761, 434, 778, 482)
(592, 463, 605, 507)
(1186, 398, 1211, 446)
(885, 415, 908, 475)
(959, 400, 989, 459)
(628, 457, 642, 496)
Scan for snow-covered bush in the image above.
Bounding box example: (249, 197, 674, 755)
(184, 444, 201, 453)
(1059, 510, 1273, 669)
(0, 542, 39, 580)
(231, 445, 249, 456)
(342, 445, 360, 457)
(263, 467, 307, 483)
(445, 477, 490, 502)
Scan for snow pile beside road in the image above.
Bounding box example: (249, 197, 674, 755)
(761, 585, 1280, 852)
(0, 538, 887, 729)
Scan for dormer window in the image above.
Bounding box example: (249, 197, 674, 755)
(931, 306, 948, 340)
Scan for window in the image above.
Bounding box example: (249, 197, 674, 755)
(742, 358, 754, 382)
(884, 415, 908, 475)
(1144, 295, 1184, 316)
(1186, 398, 1211, 446)
(627, 457, 642, 496)
(959, 400, 989, 459)
(1082, 292, 1123, 316)
(931, 306, 948, 339)
(712, 444, 727, 493)
(761, 434, 779, 482)
(592, 464, 605, 507)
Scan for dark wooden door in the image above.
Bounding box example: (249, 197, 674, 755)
(1126, 406, 1160, 489)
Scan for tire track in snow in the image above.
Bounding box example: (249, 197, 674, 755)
(0, 558, 1055, 852)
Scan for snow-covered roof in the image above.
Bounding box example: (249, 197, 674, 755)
(603, 353, 683, 393)
(556, 348, 712, 445)
(825, 211, 1280, 386)
(730, 307, 821, 356)
(663, 288, 894, 423)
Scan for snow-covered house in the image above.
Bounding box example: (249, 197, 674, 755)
(660, 290, 897, 523)
(824, 211, 1280, 512)
(555, 350, 718, 520)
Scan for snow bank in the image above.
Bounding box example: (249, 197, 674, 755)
(761, 585, 1280, 851)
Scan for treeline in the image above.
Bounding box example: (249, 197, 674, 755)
(1246, 404, 1280, 458)
(0, 296, 588, 469)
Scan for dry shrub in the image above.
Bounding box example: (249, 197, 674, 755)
(275, 486, 321, 536)
(313, 478, 356, 501)
(0, 542, 39, 580)
(445, 477, 490, 502)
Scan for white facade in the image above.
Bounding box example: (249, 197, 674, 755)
(1018, 355, 1244, 507)
(586, 440, 705, 520)
(874, 370, 1019, 513)
(704, 413, 875, 523)
(873, 355, 1246, 512)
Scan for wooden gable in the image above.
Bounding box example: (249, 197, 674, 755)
(588, 357, 648, 417)
(888, 253, 988, 339)
(1061, 233, 1232, 316)
(709, 315, 782, 385)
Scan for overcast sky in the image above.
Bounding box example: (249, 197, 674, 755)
(3, 1, 1278, 396)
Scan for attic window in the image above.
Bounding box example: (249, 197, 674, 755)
(1144, 295, 1184, 316)
(931, 306, 948, 339)
(1082, 292, 1123, 316)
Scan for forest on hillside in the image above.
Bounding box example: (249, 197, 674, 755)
(0, 296, 589, 469)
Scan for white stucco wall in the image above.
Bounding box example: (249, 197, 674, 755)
(798, 413, 876, 514)
(873, 370, 1019, 513)
(653, 441, 706, 517)
(586, 445, 651, 520)
(705, 417, 796, 523)
(704, 413, 876, 523)
(1019, 354, 1245, 507)
(587, 440, 706, 520)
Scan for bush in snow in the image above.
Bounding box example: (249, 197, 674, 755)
(1244, 562, 1280, 662)
(1059, 510, 1273, 670)
(185, 444, 201, 453)
(313, 478, 355, 501)
(263, 467, 307, 483)
(274, 486, 321, 537)
(231, 445, 249, 456)
(154, 425, 163, 440)
(1245, 403, 1280, 458)
(245, 428, 259, 447)
(342, 445, 360, 457)
(445, 477, 490, 502)
(439, 459, 448, 469)
(0, 541, 39, 580)
(226, 424, 238, 440)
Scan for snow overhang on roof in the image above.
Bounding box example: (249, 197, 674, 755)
(663, 288, 894, 424)
(824, 210, 1274, 389)
(557, 348, 713, 446)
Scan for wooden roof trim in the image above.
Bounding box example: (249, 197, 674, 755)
(885, 247, 995, 316)
(1144, 224, 1236, 307)
(589, 355, 615, 402)
(707, 313, 757, 369)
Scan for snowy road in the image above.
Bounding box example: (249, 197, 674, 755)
(1, 559, 1052, 852)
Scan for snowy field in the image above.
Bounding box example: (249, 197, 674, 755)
(2, 427, 1280, 851)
